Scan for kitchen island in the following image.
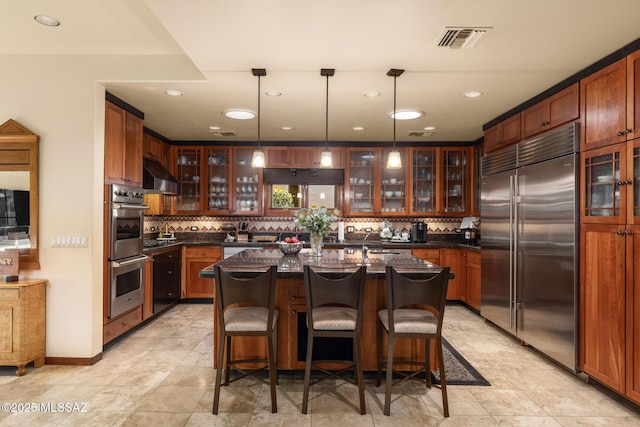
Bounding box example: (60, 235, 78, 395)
(200, 248, 446, 371)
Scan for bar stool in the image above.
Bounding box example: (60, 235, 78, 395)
(376, 266, 451, 416)
(302, 265, 367, 415)
(212, 265, 279, 414)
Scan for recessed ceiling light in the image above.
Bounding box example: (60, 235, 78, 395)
(390, 110, 424, 120)
(463, 91, 483, 98)
(363, 90, 381, 97)
(209, 126, 221, 130)
(34, 15, 60, 27)
(224, 109, 255, 120)
(353, 126, 365, 131)
(165, 90, 183, 97)
(424, 126, 436, 131)
(265, 90, 282, 97)
(280, 126, 292, 131)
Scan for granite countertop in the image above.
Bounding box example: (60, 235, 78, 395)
(199, 247, 447, 279)
(144, 238, 480, 254)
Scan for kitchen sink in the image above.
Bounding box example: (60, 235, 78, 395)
(367, 250, 401, 255)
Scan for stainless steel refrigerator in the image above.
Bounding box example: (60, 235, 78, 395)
(481, 123, 578, 371)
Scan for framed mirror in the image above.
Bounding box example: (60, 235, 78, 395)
(0, 119, 40, 270)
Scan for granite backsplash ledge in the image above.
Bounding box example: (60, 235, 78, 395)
(144, 215, 474, 243)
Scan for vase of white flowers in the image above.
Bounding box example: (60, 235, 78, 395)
(295, 206, 339, 257)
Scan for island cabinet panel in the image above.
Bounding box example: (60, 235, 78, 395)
(521, 83, 579, 139)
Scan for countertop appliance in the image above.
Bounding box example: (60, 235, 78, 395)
(480, 123, 578, 371)
(411, 222, 427, 243)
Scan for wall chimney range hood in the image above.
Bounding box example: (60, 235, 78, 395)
(143, 158, 179, 194)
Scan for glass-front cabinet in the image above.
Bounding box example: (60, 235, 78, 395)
(410, 147, 470, 215)
(204, 147, 231, 215)
(174, 147, 202, 213)
(232, 148, 262, 215)
(581, 141, 640, 224)
(346, 148, 408, 216)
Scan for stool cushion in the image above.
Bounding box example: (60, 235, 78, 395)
(312, 306, 357, 330)
(378, 308, 437, 334)
(224, 307, 279, 331)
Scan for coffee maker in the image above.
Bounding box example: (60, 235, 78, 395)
(411, 222, 427, 243)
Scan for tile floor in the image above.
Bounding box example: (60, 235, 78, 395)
(0, 303, 639, 426)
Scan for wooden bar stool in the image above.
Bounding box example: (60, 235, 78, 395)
(212, 265, 279, 414)
(376, 266, 451, 416)
(302, 265, 367, 415)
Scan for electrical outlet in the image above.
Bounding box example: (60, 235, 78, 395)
(346, 226, 355, 233)
(364, 227, 373, 232)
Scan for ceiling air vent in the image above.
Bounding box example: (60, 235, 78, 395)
(210, 130, 236, 137)
(408, 131, 434, 137)
(437, 27, 491, 49)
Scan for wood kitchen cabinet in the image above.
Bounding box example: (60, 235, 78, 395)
(265, 146, 344, 168)
(144, 193, 176, 216)
(232, 148, 263, 215)
(521, 83, 579, 139)
(440, 248, 464, 300)
(462, 250, 481, 310)
(412, 248, 440, 265)
(172, 146, 203, 213)
(410, 147, 471, 216)
(104, 101, 143, 186)
(184, 246, 222, 298)
(483, 114, 521, 154)
(0, 280, 46, 376)
(143, 133, 168, 167)
(580, 51, 640, 151)
(345, 147, 409, 216)
(143, 257, 153, 320)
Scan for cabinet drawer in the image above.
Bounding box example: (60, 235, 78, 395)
(0, 288, 20, 300)
(185, 246, 221, 259)
(412, 248, 440, 260)
(103, 306, 142, 344)
(466, 251, 481, 265)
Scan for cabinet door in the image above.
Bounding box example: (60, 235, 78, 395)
(104, 102, 126, 184)
(629, 140, 640, 225)
(627, 50, 640, 142)
(143, 258, 153, 320)
(290, 147, 318, 167)
(380, 148, 408, 215)
(521, 83, 579, 139)
(581, 58, 627, 151)
(627, 226, 640, 404)
(581, 224, 626, 393)
(204, 147, 231, 215)
(440, 249, 463, 300)
(483, 124, 501, 154)
(465, 251, 481, 309)
(233, 148, 262, 215)
(265, 147, 290, 167)
(581, 144, 626, 224)
(185, 246, 221, 298)
(485, 114, 521, 154)
(174, 147, 203, 213)
(412, 248, 440, 265)
(124, 113, 143, 187)
(411, 148, 438, 215)
(346, 148, 376, 216)
(441, 148, 469, 215)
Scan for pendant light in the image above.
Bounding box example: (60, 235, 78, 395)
(251, 68, 266, 168)
(386, 68, 404, 169)
(320, 68, 335, 168)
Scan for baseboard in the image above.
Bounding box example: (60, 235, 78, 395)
(45, 353, 102, 366)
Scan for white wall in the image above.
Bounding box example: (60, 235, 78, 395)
(0, 54, 201, 358)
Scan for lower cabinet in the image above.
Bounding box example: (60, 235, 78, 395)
(462, 250, 481, 310)
(153, 248, 182, 313)
(581, 224, 640, 405)
(103, 306, 142, 345)
(412, 248, 440, 265)
(143, 257, 154, 320)
(439, 249, 464, 300)
(0, 280, 46, 376)
(185, 246, 222, 298)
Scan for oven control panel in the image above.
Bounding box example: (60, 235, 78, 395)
(111, 183, 145, 204)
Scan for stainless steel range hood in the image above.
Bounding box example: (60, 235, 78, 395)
(143, 158, 179, 194)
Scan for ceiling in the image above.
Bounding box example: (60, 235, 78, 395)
(4, 1, 640, 144)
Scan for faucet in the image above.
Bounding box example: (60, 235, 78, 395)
(362, 231, 373, 259)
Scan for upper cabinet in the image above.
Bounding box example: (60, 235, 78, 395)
(521, 83, 579, 139)
(410, 147, 471, 216)
(143, 133, 168, 167)
(232, 148, 262, 215)
(104, 101, 143, 187)
(484, 114, 521, 154)
(265, 146, 344, 168)
(581, 51, 640, 151)
(345, 148, 408, 216)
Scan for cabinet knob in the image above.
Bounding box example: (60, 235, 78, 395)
(291, 310, 297, 315)
(625, 230, 632, 235)
(626, 128, 632, 134)
(290, 295, 297, 301)
(617, 230, 625, 235)
(626, 180, 633, 185)
(617, 131, 625, 136)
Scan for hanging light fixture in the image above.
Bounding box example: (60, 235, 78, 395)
(320, 68, 335, 168)
(386, 68, 405, 169)
(251, 68, 267, 168)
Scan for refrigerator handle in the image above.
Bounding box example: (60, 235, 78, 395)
(513, 173, 519, 330)
(509, 175, 514, 329)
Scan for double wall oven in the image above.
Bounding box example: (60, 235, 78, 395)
(107, 183, 149, 319)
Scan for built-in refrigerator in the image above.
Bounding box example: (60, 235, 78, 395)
(480, 123, 578, 371)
